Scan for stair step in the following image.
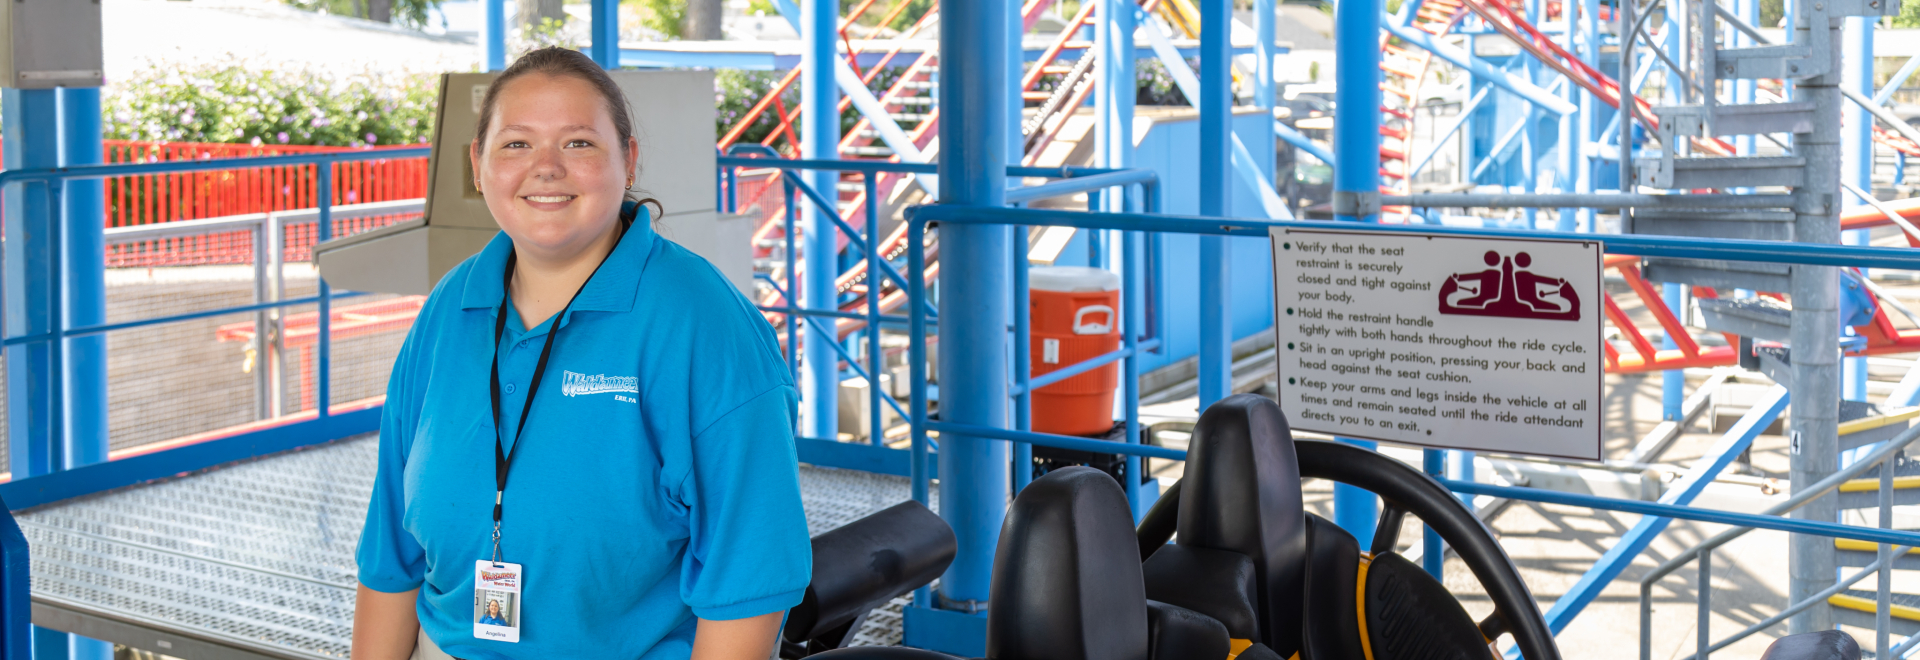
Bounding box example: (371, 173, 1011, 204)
(1839, 488, 1920, 509)
(889, 112, 933, 121)
(1836, 546, 1920, 570)
(885, 97, 933, 106)
(844, 146, 895, 156)
(1711, 101, 1816, 136)
(1644, 257, 1791, 292)
(1632, 208, 1796, 241)
(1640, 155, 1807, 189)
(1832, 591, 1920, 630)
(1695, 296, 1791, 341)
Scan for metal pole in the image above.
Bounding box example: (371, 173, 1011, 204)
(484, 0, 506, 71)
(315, 163, 333, 418)
(936, 0, 1012, 612)
(1124, 226, 1145, 520)
(59, 88, 106, 474)
(867, 177, 885, 448)
(802, 0, 842, 443)
(1664, 283, 1684, 421)
(1841, 16, 1871, 402)
(1256, 0, 1277, 187)
(5, 89, 61, 480)
(1879, 461, 1893, 660)
(53, 91, 113, 660)
(591, 0, 621, 69)
(1333, 0, 1383, 545)
(1199, 0, 1233, 410)
(1011, 0, 1032, 495)
(265, 214, 285, 418)
(1013, 224, 1032, 494)
(1422, 449, 1445, 578)
(1577, 0, 1598, 231)
(1099, 0, 1136, 181)
(1697, 550, 1712, 660)
(1787, 5, 1843, 634)
(1619, 0, 1635, 200)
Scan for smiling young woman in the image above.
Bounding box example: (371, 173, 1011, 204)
(350, 48, 811, 660)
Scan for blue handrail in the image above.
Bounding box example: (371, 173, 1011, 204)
(910, 204, 1920, 270)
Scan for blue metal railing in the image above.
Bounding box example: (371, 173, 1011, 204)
(0, 147, 430, 513)
(716, 151, 1162, 484)
(901, 200, 1920, 640)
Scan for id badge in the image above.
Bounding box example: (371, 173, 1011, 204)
(474, 561, 524, 643)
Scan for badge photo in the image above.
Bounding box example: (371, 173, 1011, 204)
(474, 561, 524, 643)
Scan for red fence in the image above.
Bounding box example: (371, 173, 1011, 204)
(2, 140, 432, 268)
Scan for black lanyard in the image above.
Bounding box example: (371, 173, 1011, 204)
(487, 245, 614, 562)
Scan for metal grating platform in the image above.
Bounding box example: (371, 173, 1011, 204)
(18, 434, 930, 659)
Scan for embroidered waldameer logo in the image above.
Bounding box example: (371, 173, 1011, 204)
(561, 371, 639, 397)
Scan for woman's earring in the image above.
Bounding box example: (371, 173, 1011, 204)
(473, 181, 482, 193)
(625, 176, 634, 190)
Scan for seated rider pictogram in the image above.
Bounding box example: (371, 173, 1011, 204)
(1437, 250, 1580, 321)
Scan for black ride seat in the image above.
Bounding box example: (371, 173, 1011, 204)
(811, 467, 1230, 660)
(1141, 394, 1307, 654)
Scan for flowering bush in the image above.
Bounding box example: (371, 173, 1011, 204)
(104, 58, 439, 147)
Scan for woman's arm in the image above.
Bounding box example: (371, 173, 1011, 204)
(692, 612, 784, 660)
(352, 584, 421, 660)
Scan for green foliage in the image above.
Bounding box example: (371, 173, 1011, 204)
(748, 0, 780, 12)
(283, 0, 442, 28)
(1761, 0, 1785, 27)
(1137, 58, 1193, 105)
(634, 0, 689, 39)
(1894, 0, 1920, 27)
(715, 69, 798, 146)
(103, 58, 438, 147)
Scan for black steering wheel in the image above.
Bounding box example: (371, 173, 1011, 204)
(1291, 439, 1559, 660)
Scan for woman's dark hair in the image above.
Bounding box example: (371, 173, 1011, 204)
(474, 47, 664, 223)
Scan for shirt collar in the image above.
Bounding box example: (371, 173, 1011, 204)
(460, 203, 656, 314)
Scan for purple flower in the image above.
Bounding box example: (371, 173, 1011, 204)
(365, 133, 377, 144)
(277, 132, 289, 143)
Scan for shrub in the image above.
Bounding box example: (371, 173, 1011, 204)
(104, 58, 439, 148)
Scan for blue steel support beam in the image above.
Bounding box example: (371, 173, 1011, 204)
(1100, 0, 1137, 182)
(5, 89, 61, 481)
(60, 88, 106, 473)
(801, 0, 840, 444)
(57, 86, 114, 660)
(1336, 0, 1384, 544)
(1575, 0, 1597, 231)
(934, 0, 1011, 616)
(1, 503, 26, 659)
(591, 0, 621, 69)
(1842, 17, 1870, 403)
(1255, 0, 1276, 195)
(1663, 283, 1683, 421)
(1536, 386, 1790, 636)
(1199, 0, 1232, 409)
(484, 0, 506, 70)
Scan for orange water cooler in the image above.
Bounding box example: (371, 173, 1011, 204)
(1029, 266, 1122, 436)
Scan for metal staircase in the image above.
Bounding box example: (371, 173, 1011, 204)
(1829, 404, 1920, 638)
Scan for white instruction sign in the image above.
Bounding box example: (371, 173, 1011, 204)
(1271, 228, 1604, 459)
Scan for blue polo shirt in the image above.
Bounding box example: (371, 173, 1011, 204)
(356, 214, 812, 660)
